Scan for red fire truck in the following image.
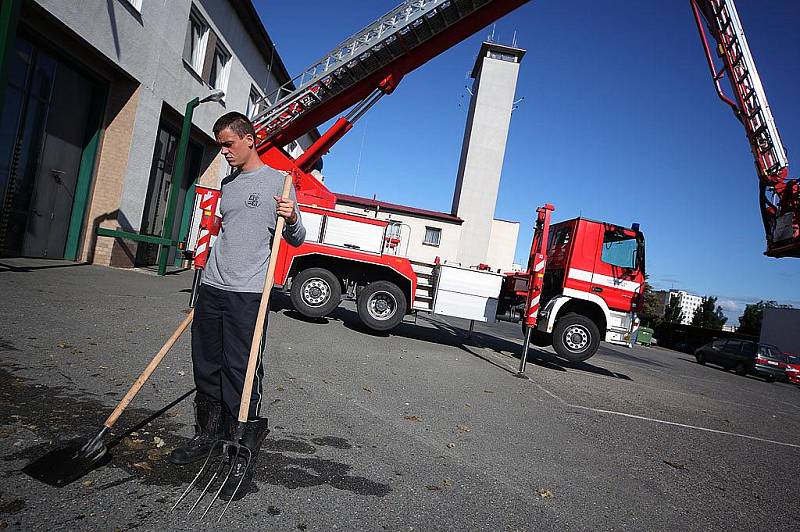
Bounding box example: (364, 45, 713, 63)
(187, 0, 796, 364)
(496, 206, 645, 363)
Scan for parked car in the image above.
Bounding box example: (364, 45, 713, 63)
(694, 339, 787, 383)
(785, 354, 800, 385)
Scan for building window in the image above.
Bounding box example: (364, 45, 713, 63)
(488, 50, 517, 63)
(246, 85, 262, 119)
(183, 7, 209, 74)
(423, 227, 441, 247)
(209, 44, 231, 94)
(125, 0, 142, 11)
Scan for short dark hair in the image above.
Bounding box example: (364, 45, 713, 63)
(213, 112, 256, 139)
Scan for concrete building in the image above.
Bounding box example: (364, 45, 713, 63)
(452, 42, 524, 267)
(670, 290, 704, 325)
(0, 0, 316, 268)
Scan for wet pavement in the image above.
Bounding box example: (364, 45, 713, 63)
(1, 258, 798, 531)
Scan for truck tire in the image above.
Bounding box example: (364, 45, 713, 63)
(357, 281, 407, 332)
(552, 313, 600, 363)
(291, 267, 342, 318)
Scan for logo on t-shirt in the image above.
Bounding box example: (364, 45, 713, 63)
(245, 193, 261, 208)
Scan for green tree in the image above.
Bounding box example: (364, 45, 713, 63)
(738, 300, 793, 335)
(690, 296, 727, 330)
(663, 295, 683, 324)
(638, 275, 662, 327)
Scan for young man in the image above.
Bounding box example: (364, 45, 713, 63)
(169, 112, 305, 501)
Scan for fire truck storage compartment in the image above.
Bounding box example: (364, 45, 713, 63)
(432, 264, 504, 322)
(322, 215, 385, 253)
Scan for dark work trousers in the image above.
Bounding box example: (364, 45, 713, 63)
(191, 283, 267, 420)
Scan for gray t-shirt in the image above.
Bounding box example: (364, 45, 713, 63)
(202, 165, 305, 293)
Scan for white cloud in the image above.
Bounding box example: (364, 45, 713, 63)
(717, 299, 742, 313)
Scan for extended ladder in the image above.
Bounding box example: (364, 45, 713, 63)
(693, 0, 799, 257)
(251, 0, 505, 145)
(695, 0, 787, 180)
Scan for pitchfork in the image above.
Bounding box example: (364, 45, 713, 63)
(171, 172, 292, 520)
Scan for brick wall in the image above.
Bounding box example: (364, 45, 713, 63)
(79, 81, 141, 266)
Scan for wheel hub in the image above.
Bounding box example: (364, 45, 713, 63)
(564, 325, 589, 352)
(302, 278, 330, 307)
(367, 291, 397, 320)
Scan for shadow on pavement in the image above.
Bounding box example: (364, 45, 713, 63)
(274, 295, 633, 381)
(0, 261, 89, 273)
(527, 353, 633, 380)
(1, 364, 389, 500)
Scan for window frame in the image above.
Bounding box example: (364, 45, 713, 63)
(600, 230, 639, 269)
(183, 7, 210, 75)
(208, 41, 232, 96)
(422, 226, 441, 247)
(246, 84, 263, 119)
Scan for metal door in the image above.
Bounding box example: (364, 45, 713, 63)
(22, 63, 93, 257)
(137, 126, 179, 265)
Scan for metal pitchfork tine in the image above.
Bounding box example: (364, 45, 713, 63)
(171, 172, 293, 520)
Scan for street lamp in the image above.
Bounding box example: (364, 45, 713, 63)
(157, 89, 225, 276)
(200, 89, 225, 104)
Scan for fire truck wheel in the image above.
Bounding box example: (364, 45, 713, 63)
(291, 268, 342, 318)
(552, 313, 600, 363)
(357, 281, 407, 332)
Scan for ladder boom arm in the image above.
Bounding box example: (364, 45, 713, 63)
(252, 0, 529, 149)
(692, 0, 799, 258)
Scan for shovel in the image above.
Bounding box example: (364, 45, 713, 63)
(23, 310, 195, 487)
(172, 173, 292, 520)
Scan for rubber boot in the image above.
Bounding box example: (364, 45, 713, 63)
(168, 393, 223, 465)
(219, 417, 269, 501)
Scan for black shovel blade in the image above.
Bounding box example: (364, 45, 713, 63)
(22, 435, 109, 488)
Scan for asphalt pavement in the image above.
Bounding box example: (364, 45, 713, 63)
(1, 258, 798, 531)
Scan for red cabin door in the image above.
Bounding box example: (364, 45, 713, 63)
(591, 225, 642, 312)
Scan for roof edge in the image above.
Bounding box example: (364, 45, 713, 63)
(336, 193, 463, 224)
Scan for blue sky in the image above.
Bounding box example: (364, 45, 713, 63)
(254, 0, 799, 323)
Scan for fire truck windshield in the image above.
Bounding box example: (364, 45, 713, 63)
(602, 230, 639, 270)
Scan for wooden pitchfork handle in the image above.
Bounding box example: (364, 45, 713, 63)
(103, 309, 194, 429)
(238, 172, 293, 423)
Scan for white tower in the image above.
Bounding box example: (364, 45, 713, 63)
(452, 42, 524, 267)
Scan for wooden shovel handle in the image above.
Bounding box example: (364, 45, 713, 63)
(103, 309, 194, 428)
(238, 173, 293, 423)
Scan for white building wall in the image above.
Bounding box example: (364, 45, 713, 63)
(333, 204, 462, 265)
(485, 219, 520, 272)
(33, 0, 315, 230)
(391, 214, 461, 264)
(670, 290, 703, 325)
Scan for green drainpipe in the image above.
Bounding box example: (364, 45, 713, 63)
(157, 97, 199, 276)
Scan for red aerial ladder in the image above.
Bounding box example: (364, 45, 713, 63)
(692, 0, 799, 258)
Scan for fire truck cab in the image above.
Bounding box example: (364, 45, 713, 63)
(498, 217, 645, 362)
